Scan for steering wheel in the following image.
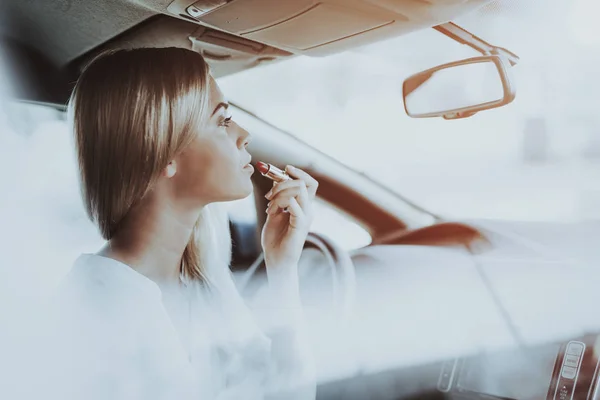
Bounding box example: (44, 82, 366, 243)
(237, 232, 356, 319)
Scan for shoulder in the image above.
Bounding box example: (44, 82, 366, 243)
(52, 254, 162, 328)
(47, 255, 182, 368)
(58, 254, 160, 298)
(41, 256, 196, 400)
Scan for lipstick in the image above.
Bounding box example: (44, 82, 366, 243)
(256, 161, 291, 182)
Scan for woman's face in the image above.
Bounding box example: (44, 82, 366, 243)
(168, 77, 254, 205)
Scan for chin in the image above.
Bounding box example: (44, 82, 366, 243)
(238, 185, 254, 199)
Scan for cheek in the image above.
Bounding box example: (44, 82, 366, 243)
(176, 135, 240, 196)
(185, 133, 233, 165)
(200, 135, 239, 175)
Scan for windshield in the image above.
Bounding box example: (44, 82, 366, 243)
(219, 0, 600, 222)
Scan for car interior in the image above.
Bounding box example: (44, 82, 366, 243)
(2, 0, 599, 399)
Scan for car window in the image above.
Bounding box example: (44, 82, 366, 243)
(219, 0, 600, 223)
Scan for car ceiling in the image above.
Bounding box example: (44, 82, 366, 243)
(0, 0, 501, 104)
(1, 0, 498, 65)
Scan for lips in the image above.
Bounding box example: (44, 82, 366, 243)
(242, 161, 254, 172)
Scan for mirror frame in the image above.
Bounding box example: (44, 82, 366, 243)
(402, 55, 516, 120)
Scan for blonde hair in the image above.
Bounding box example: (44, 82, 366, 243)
(68, 47, 231, 283)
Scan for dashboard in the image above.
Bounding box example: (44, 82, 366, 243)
(240, 233, 600, 399)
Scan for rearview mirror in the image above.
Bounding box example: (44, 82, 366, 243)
(402, 55, 515, 119)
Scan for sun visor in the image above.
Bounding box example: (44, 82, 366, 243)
(167, 0, 491, 56)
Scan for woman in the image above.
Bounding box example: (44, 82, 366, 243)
(47, 47, 317, 400)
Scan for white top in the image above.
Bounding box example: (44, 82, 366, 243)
(39, 254, 315, 400)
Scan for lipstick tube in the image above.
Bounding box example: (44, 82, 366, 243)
(257, 162, 291, 182)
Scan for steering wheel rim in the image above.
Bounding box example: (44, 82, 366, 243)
(238, 232, 356, 319)
(303, 232, 356, 318)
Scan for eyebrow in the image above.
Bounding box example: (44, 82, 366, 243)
(211, 102, 229, 117)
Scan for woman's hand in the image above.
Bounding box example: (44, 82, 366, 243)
(260, 166, 318, 270)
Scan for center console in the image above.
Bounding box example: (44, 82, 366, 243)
(438, 334, 600, 400)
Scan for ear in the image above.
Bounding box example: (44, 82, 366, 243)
(163, 160, 177, 178)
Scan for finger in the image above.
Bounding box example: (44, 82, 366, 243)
(269, 185, 309, 210)
(266, 201, 281, 216)
(269, 195, 297, 211)
(266, 201, 274, 214)
(286, 197, 305, 229)
(265, 179, 305, 200)
(285, 166, 318, 197)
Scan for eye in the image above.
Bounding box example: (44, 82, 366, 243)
(219, 116, 233, 128)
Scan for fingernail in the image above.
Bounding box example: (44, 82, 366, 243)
(265, 190, 272, 199)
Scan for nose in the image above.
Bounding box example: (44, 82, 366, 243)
(236, 123, 251, 149)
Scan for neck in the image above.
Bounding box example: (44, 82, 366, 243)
(97, 196, 203, 287)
